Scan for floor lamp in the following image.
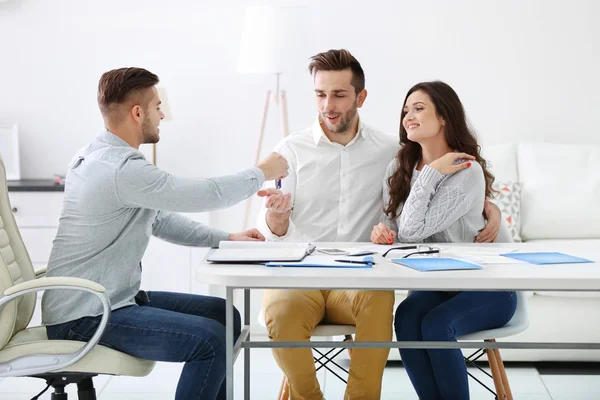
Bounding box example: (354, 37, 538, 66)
(238, 6, 291, 230)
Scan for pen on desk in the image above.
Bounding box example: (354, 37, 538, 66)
(335, 259, 375, 265)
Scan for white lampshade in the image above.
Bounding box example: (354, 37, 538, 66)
(237, 6, 308, 74)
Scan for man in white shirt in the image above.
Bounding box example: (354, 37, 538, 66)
(256, 49, 501, 400)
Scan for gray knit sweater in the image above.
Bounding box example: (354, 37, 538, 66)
(383, 159, 511, 243)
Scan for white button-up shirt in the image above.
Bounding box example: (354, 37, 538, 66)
(256, 117, 400, 242)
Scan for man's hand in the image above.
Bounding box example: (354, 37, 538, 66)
(257, 152, 289, 181)
(370, 222, 396, 244)
(257, 188, 293, 215)
(475, 200, 501, 243)
(257, 188, 292, 237)
(228, 229, 265, 242)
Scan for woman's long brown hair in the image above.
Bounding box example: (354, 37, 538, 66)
(384, 81, 495, 220)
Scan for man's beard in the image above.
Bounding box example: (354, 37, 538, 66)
(322, 101, 358, 134)
(141, 117, 159, 144)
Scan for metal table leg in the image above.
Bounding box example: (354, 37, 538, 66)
(244, 288, 251, 399)
(226, 286, 234, 400)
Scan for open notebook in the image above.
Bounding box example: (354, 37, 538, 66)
(206, 241, 316, 263)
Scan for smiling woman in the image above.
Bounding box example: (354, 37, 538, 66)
(385, 81, 496, 222)
(375, 81, 516, 400)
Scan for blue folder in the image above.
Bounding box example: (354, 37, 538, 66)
(499, 252, 593, 265)
(391, 258, 483, 272)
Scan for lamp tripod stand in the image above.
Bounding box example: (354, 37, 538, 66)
(243, 73, 290, 230)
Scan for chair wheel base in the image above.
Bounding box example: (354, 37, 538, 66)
(50, 392, 68, 400)
(31, 373, 98, 400)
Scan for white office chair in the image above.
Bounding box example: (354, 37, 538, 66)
(0, 156, 155, 399)
(258, 309, 356, 400)
(458, 290, 530, 400)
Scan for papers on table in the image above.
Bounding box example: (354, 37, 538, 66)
(265, 255, 373, 269)
(441, 247, 522, 265)
(440, 246, 518, 256)
(362, 244, 416, 254)
(361, 245, 521, 264)
(451, 254, 526, 265)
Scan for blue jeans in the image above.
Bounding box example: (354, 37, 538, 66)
(46, 291, 241, 400)
(395, 291, 517, 400)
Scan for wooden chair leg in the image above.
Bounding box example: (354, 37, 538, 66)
(277, 376, 290, 400)
(493, 347, 514, 400)
(486, 340, 508, 400)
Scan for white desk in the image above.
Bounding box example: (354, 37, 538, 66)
(196, 242, 600, 400)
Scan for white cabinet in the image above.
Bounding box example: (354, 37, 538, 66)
(10, 192, 63, 228)
(9, 192, 62, 264)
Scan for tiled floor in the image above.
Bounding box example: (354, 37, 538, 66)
(1, 345, 599, 399)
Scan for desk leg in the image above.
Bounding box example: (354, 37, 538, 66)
(244, 288, 251, 400)
(226, 286, 234, 400)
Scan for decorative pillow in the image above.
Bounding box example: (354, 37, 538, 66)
(491, 181, 523, 242)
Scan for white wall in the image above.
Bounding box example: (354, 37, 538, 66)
(1, 0, 599, 232)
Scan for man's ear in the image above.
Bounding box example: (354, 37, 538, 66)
(357, 89, 368, 108)
(131, 105, 142, 124)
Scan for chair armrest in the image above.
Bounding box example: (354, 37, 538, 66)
(0, 277, 110, 378)
(34, 265, 47, 279)
(4, 277, 105, 296)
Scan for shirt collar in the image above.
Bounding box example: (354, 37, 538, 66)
(311, 116, 367, 146)
(101, 128, 134, 148)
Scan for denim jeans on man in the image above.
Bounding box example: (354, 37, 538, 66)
(394, 290, 517, 400)
(47, 291, 241, 400)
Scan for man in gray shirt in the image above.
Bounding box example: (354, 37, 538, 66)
(42, 67, 288, 400)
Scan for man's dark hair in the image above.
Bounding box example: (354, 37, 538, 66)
(97, 67, 159, 118)
(308, 49, 365, 94)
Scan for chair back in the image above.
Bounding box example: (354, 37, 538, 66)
(0, 156, 36, 350)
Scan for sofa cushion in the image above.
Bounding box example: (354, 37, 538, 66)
(491, 181, 523, 242)
(481, 143, 519, 182)
(518, 143, 600, 240)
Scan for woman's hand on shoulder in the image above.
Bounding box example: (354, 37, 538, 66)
(429, 152, 475, 175)
(371, 222, 396, 244)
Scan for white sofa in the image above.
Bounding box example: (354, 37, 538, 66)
(478, 142, 600, 361)
(389, 142, 600, 362)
